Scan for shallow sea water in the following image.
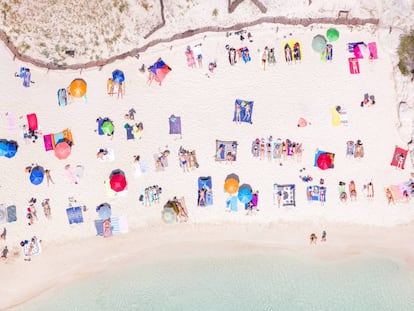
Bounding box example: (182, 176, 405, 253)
(14, 250, 414, 311)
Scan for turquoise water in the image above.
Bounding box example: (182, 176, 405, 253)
(13, 251, 414, 311)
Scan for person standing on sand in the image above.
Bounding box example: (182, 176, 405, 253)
(310, 233, 317, 245)
(321, 230, 327, 242)
(1, 246, 8, 260)
(0, 227, 6, 240)
(45, 169, 55, 186)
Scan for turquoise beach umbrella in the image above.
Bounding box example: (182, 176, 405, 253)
(312, 35, 327, 53)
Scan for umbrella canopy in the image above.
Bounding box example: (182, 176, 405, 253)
(96, 203, 112, 220)
(162, 207, 177, 224)
(0, 140, 17, 158)
(109, 169, 127, 192)
(0, 141, 7, 157)
(312, 35, 327, 53)
(68, 79, 87, 98)
(224, 177, 239, 194)
(112, 70, 125, 83)
(30, 166, 45, 185)
(326, 28, 339, 42)
(225, 173, 240, 183)
(54, 141, 71, 160)
(101, 121, 114, 135)
(317, 153, 333, 170)
(238, 184, 253, 203)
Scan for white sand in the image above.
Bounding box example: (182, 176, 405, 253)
(1, 1, 414, 309)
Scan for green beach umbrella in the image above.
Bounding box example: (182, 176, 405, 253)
(101, 120, 114, 135)
(312, 35, 327, 53)
(326, 28, 339, 42)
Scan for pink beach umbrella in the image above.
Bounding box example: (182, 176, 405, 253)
(54, 141, 71, 160)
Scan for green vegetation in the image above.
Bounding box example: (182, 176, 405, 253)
(398, 30, 414, 76)
(212, 8, 218, 17)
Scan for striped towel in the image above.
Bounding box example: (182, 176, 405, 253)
(111, 216, 128, 234)
(111, 217, 120, 234)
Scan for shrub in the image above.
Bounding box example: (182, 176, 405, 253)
(212, 8, 218, 17)
(397, 30, 414, 76)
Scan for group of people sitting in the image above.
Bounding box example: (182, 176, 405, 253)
(360, 93, 376, 107)
(139, 185, 162, 206)
(338, 181, 358, 203)
(346, 139, 365, 159)
(178, 146, 199, 172)
(251, 136, 303, 164)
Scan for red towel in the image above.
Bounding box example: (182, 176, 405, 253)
(348, 57, 360, 74)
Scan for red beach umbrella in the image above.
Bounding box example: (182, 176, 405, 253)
(317, 153, 332, 170)
(54, 141, 71, 160)
(109, 170, 127, 192)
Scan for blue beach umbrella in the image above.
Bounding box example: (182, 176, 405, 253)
(4, 141, 18, 158)
(30, 166, 45, 185)
(96, 203, 112, 220)
(112, 70, 125, 84)
(238, 183, 253, 203)
(0, 141, 8, 157)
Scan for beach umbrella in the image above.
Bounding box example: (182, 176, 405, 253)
(238, 184, 253, 203)
(326, 28, 339, 42)
(161, 207, 176, 224)
(225, 173, 240, 183)
(297, 117, 309, 128)
(112, 70, 125, 84)
(101, 121, 114, 135)
(96, 203, 112, 220)
(312, 35, 327, 53)
(54, 141, 71, 160)
(68, 79, 87, 98)
(30, 166, 45, 185)
(316, 153, 333, 170)
(109, 169, 127, 192)
(224, 178, 239, 194)
(4, 141, 17, 158)
(0, 141, 8, 157)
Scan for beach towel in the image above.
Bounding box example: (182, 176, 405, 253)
(57, 88, 68, 106)
(321, 44, 333, 62)
(226, 195, 238, 212)
(43, 134, 53, 151)
(65, 165, 78, 184)
(404, 181, 414, 197)
(240, 47, 251, 63)
(0, 205, 6, 224)
(6, 112, 16, 131)
(104, 179, 117, 197)
(97, 118, 105, 135)
(283, 42, 293, 62)
(306, 185, 325, 201)
(348, 57, 360, 74)
(390, 146, 408, 169)
(388, 185, 404, 202)
(53, 132, 64, 145)
(233, 99, 254, 124)
(94, 219, 104, 236)
(26, 113, 38, 131)
(330, 107, 341, 126)
(292, 41, 302, 61)
(23, 239, 42, 256)
(340, 109, 348, 126)
(274, 184, 296, 207)
(111, 216, 129, 234)
(66, 206, 83, 224)
(353, 44, 363, 59)
(198, 176, 213, 206)
(7, 205, 17, 222)
(215, 140, 238, 161)
(368, 42, 378, 59)
(23, 70, 31, 87)
(62, 128, 74, 145)
(347, 42, 364, 53)
(169, 115, 182, 135)
(124, 124, 134, 140)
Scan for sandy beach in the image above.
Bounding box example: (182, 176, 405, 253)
(1, 1, 414, 309)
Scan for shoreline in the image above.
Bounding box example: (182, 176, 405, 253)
(3, 221, 414, 310)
